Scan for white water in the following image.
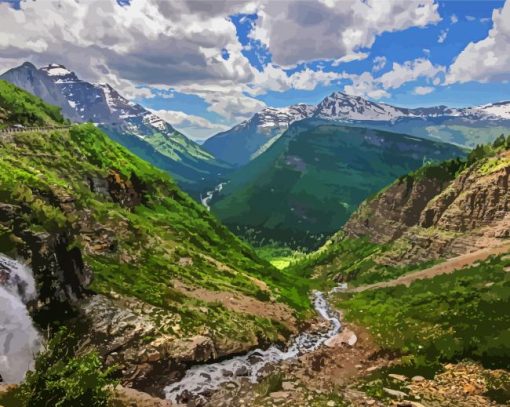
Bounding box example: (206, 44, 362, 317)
(165, 291, 341, 403)
(0, 254, 42, 383)
(200, 182, 227, 211)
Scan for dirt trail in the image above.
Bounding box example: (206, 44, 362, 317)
(172, 280, 298, 332)
(348, 240, 510, 293)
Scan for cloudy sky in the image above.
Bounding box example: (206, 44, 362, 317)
(0, 0, 509, 140)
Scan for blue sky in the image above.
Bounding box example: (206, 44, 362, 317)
(0, 0, 509, 139)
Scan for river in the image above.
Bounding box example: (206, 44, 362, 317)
(200, 182, 227, 211)
(0, 254, 42, 383)
(165, 290, 342, 403)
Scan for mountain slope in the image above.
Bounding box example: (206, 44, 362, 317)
(0, 84, 311, 394)
(0, 79, 67, 127)
(0, 62, 229, 196)
(211, 119, 466, 249)
(204, 91, 510, 167)
(295, 135, 510, 285)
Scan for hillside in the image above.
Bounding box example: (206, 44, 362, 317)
(277, 136, 510, 406)
(297, 136, 510, 285)
(0, 79, 67, 128)
(0, 85, 314, 398)
(0, 62, 230, 196)
(211, 119, 466, 249)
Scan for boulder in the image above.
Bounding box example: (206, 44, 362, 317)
(324, 328, 357, 348)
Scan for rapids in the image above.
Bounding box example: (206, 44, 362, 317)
(165, 290, 341, 403)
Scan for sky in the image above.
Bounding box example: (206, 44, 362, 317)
(0, 0, 509, 140)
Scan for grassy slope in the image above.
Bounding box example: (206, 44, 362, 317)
(0, 79, 67, 128)
(212, 120, 466, 250)
(0, 122, 312, 343)
(337, 254, 510, 370)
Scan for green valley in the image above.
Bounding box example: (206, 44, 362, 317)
(211, 119, 466, 250)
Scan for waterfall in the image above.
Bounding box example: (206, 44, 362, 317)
(0, 254, 42, 383)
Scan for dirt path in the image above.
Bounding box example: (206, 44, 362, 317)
(348, 240, 510, 293)
(172, 280, 298, 332)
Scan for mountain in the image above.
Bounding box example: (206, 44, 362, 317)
(210, 119, 466, 249)
(1, 62, 81, 121)
(202, 104, 314, 166)
(293, 134, 510, 284)
(0, 83, 310, 399)
(0, 62, 230, 196)
(204, 91, 510, 166)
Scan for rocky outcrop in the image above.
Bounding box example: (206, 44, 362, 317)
(343, 175, 450, 244)
(343, 151, 510, 265)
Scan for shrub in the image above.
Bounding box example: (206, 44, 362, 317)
(17, 329, 116, 407)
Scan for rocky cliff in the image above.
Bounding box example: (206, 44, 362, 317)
(341, 142, 510, 269)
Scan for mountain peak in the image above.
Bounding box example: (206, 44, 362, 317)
(20, 61, 37, 70)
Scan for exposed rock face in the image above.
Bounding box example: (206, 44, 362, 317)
(343, 151, 510, 265)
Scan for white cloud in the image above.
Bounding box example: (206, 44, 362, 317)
(150, 109, 229, 140)
(446, 0, 510, 84)
(450, 14, 458, 24)
(249, 0, 441, 66)
(343, 58, 444, 99)
(372, 56, 387, 72)
(0, 0, 445, 129)
(438, 29, 448, 43)
(466, 15, 476, 22)
(413, 86, 434, 95)
(331, 52, 369, 66)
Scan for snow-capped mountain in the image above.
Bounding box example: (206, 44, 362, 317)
(0, 62, 230, 195)
(204, 91, 510, 166)
(314, 92, 410, 121)
(1, 62, 81, 121)
(202, 103, 315, 166)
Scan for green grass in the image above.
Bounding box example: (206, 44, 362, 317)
(0, 79, 67, 127)
(255, 245, 305, 269)
(337, 254, 510, 370)
(0, 119, 312, 342)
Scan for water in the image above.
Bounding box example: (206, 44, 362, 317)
(0, 254, 42, 383)
(165, 291, 341, 403)
(200, 182, 226, 211)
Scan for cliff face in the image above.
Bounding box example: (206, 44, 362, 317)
(343, 151, 510, 265)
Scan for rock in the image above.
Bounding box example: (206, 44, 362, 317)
(326, 401, 335, 407)
(111, 385, 172, 406)
(411, 375, 425, 382)
(270, 391, 290, 400)
(382, 387, 407, 399)
(388, 373, 408, 382)
(324, 328, 357, 348)
(282, 381, 295, 391)
(235, 365, 250, 377)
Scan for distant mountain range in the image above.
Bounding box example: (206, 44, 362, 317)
(0, 62, 229, 195)
(210, 119, 467, 249)
(203, 91, 510, 166)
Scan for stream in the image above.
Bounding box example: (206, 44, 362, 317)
(200, 182, 227, 211)
(0, 254, 42, 383)
(165, 290, 342, 403)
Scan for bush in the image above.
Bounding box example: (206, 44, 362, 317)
(17, 329, 116, 407)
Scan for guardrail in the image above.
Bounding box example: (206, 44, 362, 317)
(0, 125, 72, 134)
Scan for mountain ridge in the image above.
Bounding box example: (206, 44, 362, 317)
(0, 62, 230, 195)
(204, 91, 510, 166)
